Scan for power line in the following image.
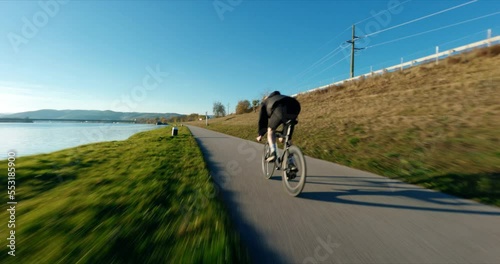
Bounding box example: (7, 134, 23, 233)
(294, 53, 351, 89)
(437, 29, 492, 48)
(366, 11, 500, 49)
(353, 0, 413, 26)
(292, 0, 411, 85)
(286, 0, 492, 95)
(300, 71, 351, 91)
(291, 0, 411, 90)
(292, 45, 344, 81)
(285, 44, 350, 91)
(358, 28, 495, 74)
(280, 27, 352, 89)
(315, 26, 352, 52)
(307, 53, 351, 82)
(363, 0, 479, 38)
(286, 0, 412, 89)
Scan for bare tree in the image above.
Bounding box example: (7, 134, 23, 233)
(252, 99, 260, 113)
(213, 101, 226, 117)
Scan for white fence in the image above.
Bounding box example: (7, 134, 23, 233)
(294, 35, 500, 96)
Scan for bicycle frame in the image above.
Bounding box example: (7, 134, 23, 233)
(273, 121, 295, 169)
(262, 119, 306, 196)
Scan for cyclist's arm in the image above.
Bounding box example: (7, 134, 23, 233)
(257, 102, 268, 137)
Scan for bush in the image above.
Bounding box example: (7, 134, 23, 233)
(235, 100, 252, 114)
(489, 45, 500, 57)
(447, 56, 462, 65)
(349, 137, 361, 146)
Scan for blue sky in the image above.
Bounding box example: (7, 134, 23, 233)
(0, 0, 498, 115)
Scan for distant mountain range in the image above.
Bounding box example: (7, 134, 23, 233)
(1, 109, 182, 120)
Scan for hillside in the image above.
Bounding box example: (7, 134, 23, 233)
(3, 109, 182, 120)
(192, 45, 500, 205)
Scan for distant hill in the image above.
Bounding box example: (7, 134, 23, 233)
(2, 109, 182, 120)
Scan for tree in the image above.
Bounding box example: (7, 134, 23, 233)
(235, 100, 252, 114)
(186, 113, 200, 121)
(252, 99, 260, 113)
(213, 101, 226, 117)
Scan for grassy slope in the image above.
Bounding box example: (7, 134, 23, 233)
(192, 46, 500, 206)
(0, 127, 249, 263)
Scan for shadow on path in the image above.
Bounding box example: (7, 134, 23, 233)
(301, 188, 500, 216)
(194, 137, 285, 264)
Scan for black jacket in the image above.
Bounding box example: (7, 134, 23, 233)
(257, 93, 290, 136)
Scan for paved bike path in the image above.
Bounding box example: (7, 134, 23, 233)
(188, 125, 500, 264)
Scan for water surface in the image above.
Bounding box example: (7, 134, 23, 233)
(0, 122, 160, 159)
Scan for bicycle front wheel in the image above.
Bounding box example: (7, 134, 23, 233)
(262, 144, 275, 179)
(282, 145, 306, 196)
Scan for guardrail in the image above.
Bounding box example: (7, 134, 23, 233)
(294, 35, 500, 96)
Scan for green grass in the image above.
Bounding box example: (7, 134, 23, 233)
(0, 127, 249, 263)
(191, 46, 500, 206)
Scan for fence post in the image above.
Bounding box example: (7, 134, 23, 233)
(487, 29, 492, 47)
(435, 46, 439, 65)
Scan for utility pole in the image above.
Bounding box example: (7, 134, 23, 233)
(346, 25, 363, 78)
(350, 25, 355, 78)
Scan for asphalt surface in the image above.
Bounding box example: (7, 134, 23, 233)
(188, 125, 500, 264)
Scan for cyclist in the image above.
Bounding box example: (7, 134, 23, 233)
(256, 91, 301, 165)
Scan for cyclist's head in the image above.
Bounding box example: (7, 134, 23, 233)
(269, 91, 281, 97)
(263, 91, 281, 101)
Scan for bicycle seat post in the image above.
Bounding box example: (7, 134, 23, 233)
(285, 120, 295, 148)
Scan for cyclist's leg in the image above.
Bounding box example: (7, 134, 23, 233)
(267, 127, 276, 148)
(286, 123, 295, 144)
(268, 105, 285, 160)
(283, 118, 299, 173)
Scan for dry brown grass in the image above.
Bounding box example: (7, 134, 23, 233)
(191, 45, 500, 205)
(475, 44, 500, 57)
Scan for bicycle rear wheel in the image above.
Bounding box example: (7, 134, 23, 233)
(262, 144, 275, 179)
(282, 145, 306, 196)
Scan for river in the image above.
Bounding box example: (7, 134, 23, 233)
(0, 122, 161, 159)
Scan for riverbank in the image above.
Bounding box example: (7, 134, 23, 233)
(0, 126, 249, 263)
(0, 118, 33, 123)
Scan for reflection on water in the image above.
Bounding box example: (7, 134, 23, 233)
(0, 122, 159, 159)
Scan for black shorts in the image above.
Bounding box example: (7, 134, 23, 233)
(268, 98, 301, 137)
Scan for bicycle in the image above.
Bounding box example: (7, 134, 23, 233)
(261, 120, 307, 196)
